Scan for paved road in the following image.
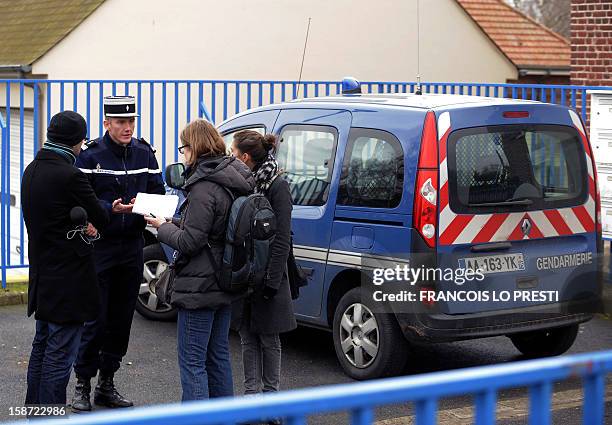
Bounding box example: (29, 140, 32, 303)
(0, 304, 610, 424)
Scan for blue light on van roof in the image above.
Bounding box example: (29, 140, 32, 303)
(341, 77, 361, 95)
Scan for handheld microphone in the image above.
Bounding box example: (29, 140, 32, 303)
(70, 206, 88, 226)
(67, 206, 98, 244)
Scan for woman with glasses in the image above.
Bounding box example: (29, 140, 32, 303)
(145, 119, 254, 401)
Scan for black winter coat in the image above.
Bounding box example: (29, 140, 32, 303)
(157, 155, 254, 310)
(238, 176, 297, 334)
(21, 150, 109, 324)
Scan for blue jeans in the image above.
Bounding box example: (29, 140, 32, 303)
(177, 306, 234, 401)
(25, 320, 83, 405)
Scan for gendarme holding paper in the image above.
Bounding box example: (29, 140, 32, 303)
(72, 96, 165, 411)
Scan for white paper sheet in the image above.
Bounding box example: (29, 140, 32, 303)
(132, 193, 179, 219)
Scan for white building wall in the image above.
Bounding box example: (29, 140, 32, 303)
(32, 0, 517, 83)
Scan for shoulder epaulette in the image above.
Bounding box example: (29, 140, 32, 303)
(138, 137, 156, 153)
(81, 138, 99, 151)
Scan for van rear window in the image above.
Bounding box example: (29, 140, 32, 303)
(447, 125, 588, 214)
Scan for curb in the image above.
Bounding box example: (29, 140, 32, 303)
(0, 275, 29, 306)
(0, 291, 28, 306)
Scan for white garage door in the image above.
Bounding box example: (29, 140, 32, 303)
(0, 108, 35, 266)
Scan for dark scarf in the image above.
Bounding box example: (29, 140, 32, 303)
(42, 141, 76, 164)
(253, 154, 279, 194)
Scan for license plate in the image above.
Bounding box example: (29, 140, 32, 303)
(458, 253, 525, 274)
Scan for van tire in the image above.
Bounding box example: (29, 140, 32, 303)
(135, 244, 178, 322)
(332, 288, 409, 380)
(508, 324, 579, 358)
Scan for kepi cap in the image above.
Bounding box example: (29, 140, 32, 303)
(104, 96, 139, 117)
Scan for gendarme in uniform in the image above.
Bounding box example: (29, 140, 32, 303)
(71, 96, 164, 411)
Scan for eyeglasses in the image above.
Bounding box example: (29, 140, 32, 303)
(178, 144, 190, 154)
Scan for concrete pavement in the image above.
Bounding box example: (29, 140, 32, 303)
(0, 304, 610, 424)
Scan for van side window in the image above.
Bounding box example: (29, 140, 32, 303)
(338, 129, 404, 208)
(276, 125, 337, 206)
(222, 126, 265, 151)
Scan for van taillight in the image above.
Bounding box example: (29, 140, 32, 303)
(413, 111, 439, 248)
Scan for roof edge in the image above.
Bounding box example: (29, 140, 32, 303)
(517, 66, 570, 76)
(0, 65, 32, 70)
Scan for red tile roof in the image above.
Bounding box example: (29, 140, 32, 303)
(456, 0, 570, 70)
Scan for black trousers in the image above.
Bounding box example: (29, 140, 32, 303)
(74, 256, 143, 379)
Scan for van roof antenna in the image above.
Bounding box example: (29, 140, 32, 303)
(415, 0, 423, 95)
(296, 17, 311, 99)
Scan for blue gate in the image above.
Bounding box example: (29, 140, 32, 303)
(1, 79, 612, 285)
(3, 349, 611, 425)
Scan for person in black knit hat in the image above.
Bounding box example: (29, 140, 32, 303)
(22, 111, 109, 408)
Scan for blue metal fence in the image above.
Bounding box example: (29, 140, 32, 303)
(1, 79, 612, 286)
(4, 349, 611, 425)
(0, 109, 7, 291)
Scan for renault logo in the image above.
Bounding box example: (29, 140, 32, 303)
(521, 218, 532, 236)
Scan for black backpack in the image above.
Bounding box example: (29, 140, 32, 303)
(213, 192, 277, 293)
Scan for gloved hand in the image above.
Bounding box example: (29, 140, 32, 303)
(262, 285, 278, 300)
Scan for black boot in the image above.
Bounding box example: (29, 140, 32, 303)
(71, 375, 92, 412)
(93, 373, 133, 408)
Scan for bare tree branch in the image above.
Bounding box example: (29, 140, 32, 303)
(504, 0, 570, 38)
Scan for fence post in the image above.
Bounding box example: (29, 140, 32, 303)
(529, 381, 551, 425)
(415, 398, 437, 425)
(174, 82, 179, 163)
(5, 83, 10, 268)
(583, 372, 605, 425)
(0, 108, 6, 289)
(475, 390, 496, 425)
(19, 82, 25, 265)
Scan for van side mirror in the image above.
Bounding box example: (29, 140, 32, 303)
(165, 163, 185, 189)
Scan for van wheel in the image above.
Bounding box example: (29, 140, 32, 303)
(135, 244, 178, 321)
(508, 324, 579, 358)
(332, 288, 409, 380)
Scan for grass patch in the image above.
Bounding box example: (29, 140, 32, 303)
(2, 280, 28, 294)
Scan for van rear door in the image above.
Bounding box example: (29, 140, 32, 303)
(435, 104, 599, 314)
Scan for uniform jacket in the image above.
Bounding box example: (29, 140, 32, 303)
(75, 132, 165, 270)
(21, 149, 109, 324)
(157, 155, 255, 310)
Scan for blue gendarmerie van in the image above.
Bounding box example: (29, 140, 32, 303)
(144, 79, 604, 380)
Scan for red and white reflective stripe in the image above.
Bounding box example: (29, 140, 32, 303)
(440, 208, 596, 245)
(437, 112, 452, 237)
(437, 110, 597, 246)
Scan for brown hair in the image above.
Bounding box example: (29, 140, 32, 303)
(181, 119, 226, 165)
(233, 130, 277, 167)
